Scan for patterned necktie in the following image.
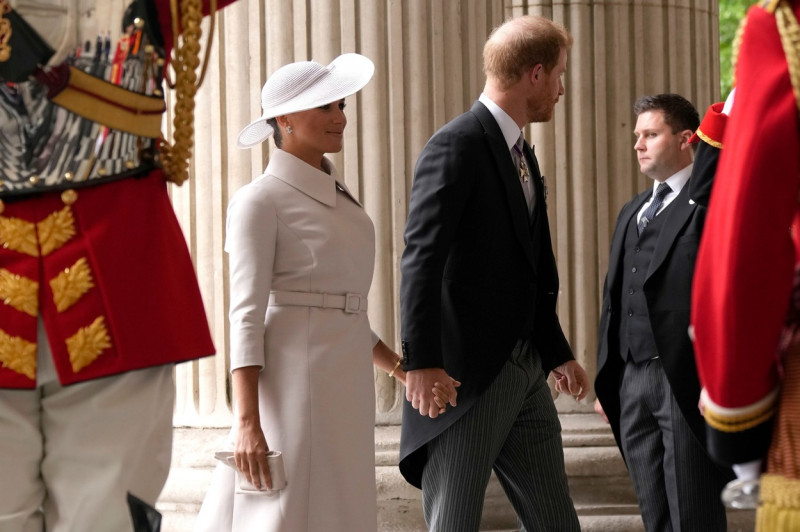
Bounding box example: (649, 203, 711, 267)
(637, 182, 672, 235)
(512, 135, 535, 214)
(512, 136, 530, 183)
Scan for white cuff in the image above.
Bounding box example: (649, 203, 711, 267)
(732, 459, 762, 481)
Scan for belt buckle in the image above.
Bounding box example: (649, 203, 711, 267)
(344, 293, 361, 314)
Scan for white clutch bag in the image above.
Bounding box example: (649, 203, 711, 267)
(214, 450, 287, 495)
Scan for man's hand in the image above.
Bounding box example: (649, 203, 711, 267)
(406, 368, 460, 418)
(551, 360, 590, 401)
(594, 398, 609, 424)
(698, 389, 706, 417)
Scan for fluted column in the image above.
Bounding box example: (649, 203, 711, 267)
(170, 0, 720, 428)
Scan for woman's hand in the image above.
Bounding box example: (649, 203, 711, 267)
(372, 340, 407, 384)
(234, 417, 271, 490)
(231, 366, 270, 490)
(594, 398, 609, 424)
(393, 365, 407, 385)
(431, 377, 462, 413)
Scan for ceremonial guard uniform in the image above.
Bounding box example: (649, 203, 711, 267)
(0, 1, 233, 529)
(691, 0, 800, 527)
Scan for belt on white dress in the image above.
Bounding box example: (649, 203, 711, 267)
(268, 290, 368, 314)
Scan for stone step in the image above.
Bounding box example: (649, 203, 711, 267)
(159, 416, 755, 531)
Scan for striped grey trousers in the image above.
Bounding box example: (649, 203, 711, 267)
(421, 341, 580, 531)
(619, 357, 729, 532)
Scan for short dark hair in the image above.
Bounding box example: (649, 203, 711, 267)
(267, 117, 282, 148)
(633, 94, 699, 134)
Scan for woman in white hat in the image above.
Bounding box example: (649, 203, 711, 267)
(195, 54, 456, 531)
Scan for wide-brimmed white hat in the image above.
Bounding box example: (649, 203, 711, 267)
(237, 53, 374, 148)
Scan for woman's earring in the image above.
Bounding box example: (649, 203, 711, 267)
(286, 126, 293, 134)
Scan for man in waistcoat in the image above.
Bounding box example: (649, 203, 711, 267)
(594, 93, 732, 531)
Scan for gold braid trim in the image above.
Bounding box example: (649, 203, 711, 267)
(731, 13, 748, 88)
(776, 0, 800, 113)
(159, 0, 217, 186)
(757, 474, 800, 529)
(49, 257, 95, 313)
(705, 403, 777, 432)
(696, 129, 724, 150)
(0, 269, 38, 317)
(0, 328, 36, 380)
(0, 0, 11, 63)
(66, 316, 111, 373)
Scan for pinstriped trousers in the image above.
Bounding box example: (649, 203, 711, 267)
(619, 357, 728, 532)
(421, 341, 580, 531)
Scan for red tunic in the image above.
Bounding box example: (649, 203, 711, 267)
(691, 0, 800, 465)
(0, 0, 236, 388)
(0, 173, 216, 388)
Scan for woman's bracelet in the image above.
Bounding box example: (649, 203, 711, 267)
(388, 359, 402, 378)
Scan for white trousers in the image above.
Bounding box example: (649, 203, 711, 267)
(0, 320, 175, 532)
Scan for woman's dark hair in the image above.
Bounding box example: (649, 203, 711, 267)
(267, 117, 282, 148)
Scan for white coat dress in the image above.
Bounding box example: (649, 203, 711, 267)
(196, 149, 378, 531)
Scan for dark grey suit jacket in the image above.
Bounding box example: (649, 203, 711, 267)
(399, 101, 573, 488)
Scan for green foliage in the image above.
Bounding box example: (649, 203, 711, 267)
(719, 0, 753, 98)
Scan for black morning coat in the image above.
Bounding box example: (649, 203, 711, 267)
(595, 140, 723, 460)
(398, 101, 574, 488)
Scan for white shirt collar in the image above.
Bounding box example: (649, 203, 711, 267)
(653, 163, 693, 197)
(479, 93, 523, 151)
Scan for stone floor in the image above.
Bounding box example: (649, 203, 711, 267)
(158, 414, 755, 531)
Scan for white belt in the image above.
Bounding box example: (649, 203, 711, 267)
(268, 290, 368, 314)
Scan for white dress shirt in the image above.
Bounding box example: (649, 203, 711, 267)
(636, 163, 694, 225)
(479, 93, 535, 213)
